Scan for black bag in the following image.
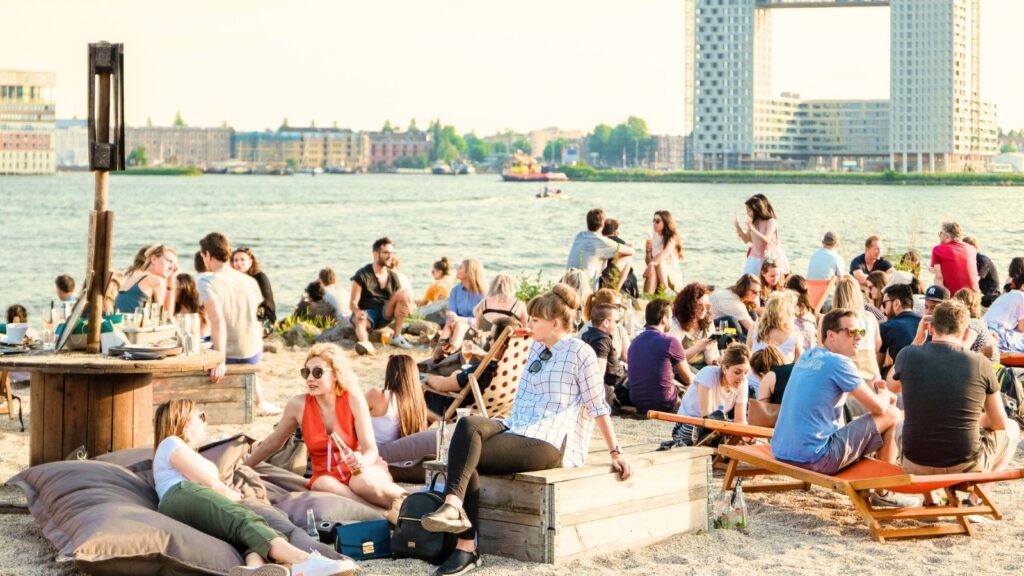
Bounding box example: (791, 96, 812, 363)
(997, 364, 1024, 427)
(391, 474, 457, 565)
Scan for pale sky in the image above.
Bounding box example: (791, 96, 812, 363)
(5, 0, 1023, 135)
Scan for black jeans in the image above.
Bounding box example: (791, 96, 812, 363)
(445, 416, 562, 539)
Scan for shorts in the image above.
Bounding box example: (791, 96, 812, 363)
(353, 306, 391, 330)
(226, 353, 261, 365)
(901, 429, 1010, 475)
(307, 456, 391, 489)
(798, 413, 883, 476)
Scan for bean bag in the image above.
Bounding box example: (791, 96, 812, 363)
(377, 430, 438, 483)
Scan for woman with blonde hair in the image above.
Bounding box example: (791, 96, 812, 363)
(153, 399, 351, 576)
(832, 275, 881, 382)
(245, 343, 407, 518)
(434, 259, 487, 361)
(644, 210, 685, 294)
(747, 291, 802, 396)
(952, 288, 998, 362)
(559, 268, 591, 332)
(474, 273, 528, 333)
(420, 284, 632, 576)
(114, 244, 179, 315)
(784, 275, 818, 351)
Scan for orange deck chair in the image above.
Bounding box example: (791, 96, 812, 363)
(805, 277, 837, 315)
(719, 442, 1023, 542)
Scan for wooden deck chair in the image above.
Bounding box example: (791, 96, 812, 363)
(424, 326, 532, 421)
(1001, 352, 1024, 367)
(0, 370, 24, 431)
(719, 442, 1024, 542)
(806, 277, 836, 315)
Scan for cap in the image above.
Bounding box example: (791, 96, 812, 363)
(822, 232, 838, 246)
(924, 285, 950, 302)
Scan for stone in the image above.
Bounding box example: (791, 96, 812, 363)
(283, 322, 321, 348)
(404, 320, 440, 338)
(420, 300, 449, 326)
(263, 333, 286, 354)
(315, 324, 354, 344)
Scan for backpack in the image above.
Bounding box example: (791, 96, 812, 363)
(390, 474, 456, 565)
(996, 364, 1024, 428)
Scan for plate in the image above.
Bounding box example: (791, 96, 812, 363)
(122, 351, 164, 361)
(122, 342, 179, 352)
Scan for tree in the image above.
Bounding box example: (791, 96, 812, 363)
(491, 142, 508, 155)
(127, 146, 148, 167)
(543, 139, 566, 164)
(512, 138, 532, 155)
(146, 116, 153, 128)
(1000, 142, 1019, 154)
(587, 123, 613, 165)
(407, 118, 420, 134)
(172, 111, 186, 128)
(221, 119, 228, 129)
(1008, 129, 1019, 138)
(464, 133, 490, 163)
(281, 117, 289, 129)
(333, 120, 339, 128)
(381, 120, 395, 133)
(310, 119, 316, 128)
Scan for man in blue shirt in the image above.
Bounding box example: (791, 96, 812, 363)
(806, 232, 845, 281)
(773, 308, 914, 507)
(878, 283, 922, 370)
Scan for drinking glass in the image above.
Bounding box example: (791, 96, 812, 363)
(135, 306, 146, 328)
(461, 342, 474, 369)
(42, 307, 56, 333)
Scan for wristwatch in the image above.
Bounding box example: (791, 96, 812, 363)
(610, 445, 623, 456)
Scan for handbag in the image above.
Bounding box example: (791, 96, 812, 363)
(334, 519, 392, 560)
(391, 474, 456, 565)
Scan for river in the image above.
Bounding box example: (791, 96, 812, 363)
(1, 172, 1021, 325)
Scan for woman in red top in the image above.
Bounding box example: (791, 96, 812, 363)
(246, 343, 406, 516)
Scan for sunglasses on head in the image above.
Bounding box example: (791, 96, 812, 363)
(300, 366, 331, 379)
(528, 348, 554, 374)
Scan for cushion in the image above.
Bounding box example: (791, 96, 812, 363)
(272, 491, 383, 527)
(377, 430, 437, 483)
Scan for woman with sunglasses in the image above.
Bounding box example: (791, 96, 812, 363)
(420, 284, 633, 576)
(153, 399, 351, 576)
(245, 343, 407, 519)
(644, 210, 684, 294)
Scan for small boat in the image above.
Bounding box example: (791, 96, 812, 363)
(431, 162, 454, 175)
(502, 151, 567, 182)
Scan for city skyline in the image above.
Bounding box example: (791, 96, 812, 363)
(4, 0, 1024, 135)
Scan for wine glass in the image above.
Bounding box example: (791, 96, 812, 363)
(461, 341, 474, 370)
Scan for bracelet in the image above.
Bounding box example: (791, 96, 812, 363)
(609, 445, 623, 456)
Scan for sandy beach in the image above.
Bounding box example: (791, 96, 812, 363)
(2, 344, 1023, 576)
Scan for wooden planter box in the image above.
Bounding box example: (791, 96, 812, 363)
(438, 445, 712, 563)
(151, 364, 257, 425)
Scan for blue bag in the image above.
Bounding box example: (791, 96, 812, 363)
(334, 519, 392, 560)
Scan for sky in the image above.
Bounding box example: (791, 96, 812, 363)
(5, 0, 1023, 135)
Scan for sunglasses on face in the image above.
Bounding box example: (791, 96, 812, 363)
(653, 218, 662, 224)
(300, 366, 331, 379)
(528, 348, 554, 374)
(840, 327, 867, 338)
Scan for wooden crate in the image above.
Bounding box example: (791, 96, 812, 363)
(151, 364, 256, 425)
(470, 445, 713, 563)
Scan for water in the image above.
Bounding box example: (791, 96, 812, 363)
(1, 172, 1022, 327)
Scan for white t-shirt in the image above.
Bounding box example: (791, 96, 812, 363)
(678, 365, 748, 419)
(566, 231, 619, 285)
(710, 290, 753, 324)
(153, 436, 190, 501)
(197, 266, 263, 359)
(984, 290, 1024, 330)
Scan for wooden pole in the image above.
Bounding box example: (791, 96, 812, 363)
(86, 72, 111, 354)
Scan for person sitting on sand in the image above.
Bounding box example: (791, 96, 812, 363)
(419, 284, 632, 576)
(643, 210, 684, 294)
(627, 298, 691, 414)
(832, 276, 881, 383)
(231, 247, 276, 330)
(785, 275, 819, 351)
(752, 345, 792, 406)
(474, 273, 528, 334)
(710, 274, 760, 335)
(245, 343, 408, 520)
(850, 235, 893, 289)
(366, 354, 436, 464)
(771, 309, 916, 507)
(55, 274, 76, 303)
(963, 237, 1000, 307)
(153, 399, 352, 576)
(952, 288, 999, 363)
(983, 273, 1024, 353)
(747, 291, 802, 397)
(663, 344, 751, 448)
(173, 273, 210, 339)
(806, 232, 845, 282)
(423, 317, 521, 418)
(758, 258, 785, 303)
(292, 280, 336, 322)
(319, 267, 351, 325)
(930, 221, 979, 295)
(887, 301, 1020, 493)
(669, 282, 717, 371)
(113, 244, 178, 315)
(349, 237, 416, 355)
(580, 305, 628, 408)
(579, 288, 631, 367)
(416, 256, 452, 306)
(433, 259, 486, 362)
(598, 218, 640, 297)
(567, 208, 634, 289)
(878, 283, 922, 371)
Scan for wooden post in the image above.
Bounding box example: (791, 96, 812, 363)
(86, 71, 111, 353)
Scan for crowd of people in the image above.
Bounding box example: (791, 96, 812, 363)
(8, 192, 1024, 576)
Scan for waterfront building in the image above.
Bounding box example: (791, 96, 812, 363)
(0, 69, 56, 175)
(233, 128, 370, 171)
(650, 135, 686, 170)
(55, 118, 89, 169)
(126, 126, 233, 169)
(369, 131, 431, 169)
(684, 0, 998, 172)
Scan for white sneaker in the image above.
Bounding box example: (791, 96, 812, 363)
(292, 551, 357, 576)
(390, 335, 414, 350)
(354, 341, 375, 356)
(869, 490, 921, 508)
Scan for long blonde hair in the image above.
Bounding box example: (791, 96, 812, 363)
(383, 355, 429, 437)
(461, 259, 486, 295)
(305, 343, 360, 396)
(832, 276, 865, 312)
(154, 399, 196, 452)
(754, 292, 796, 341)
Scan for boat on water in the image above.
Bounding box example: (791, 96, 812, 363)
(501, 151, 567, 182)
(431, 162, 454, 175)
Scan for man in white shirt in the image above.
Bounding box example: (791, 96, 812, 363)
(566, 208, 634, 288)
(807, 232, 845, 281)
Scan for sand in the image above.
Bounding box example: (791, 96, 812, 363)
(2, 345, 1023, 576)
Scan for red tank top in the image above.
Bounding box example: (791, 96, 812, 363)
(302, 392, 360, 483)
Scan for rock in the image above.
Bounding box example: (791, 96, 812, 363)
(316, 324, 354, 344)
(420, 300, 448, 326)
(263, 333, 286, 354)
(405, 320, 440, 338)
(283, 322, 321, 348)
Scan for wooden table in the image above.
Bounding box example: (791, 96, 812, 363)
(0, 350, 222, 465)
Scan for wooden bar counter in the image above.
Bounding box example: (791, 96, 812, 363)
(0, 350, 222, 465)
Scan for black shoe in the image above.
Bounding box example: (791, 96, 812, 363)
(431, 549, 481, 576)
(421, 503, 472, 534)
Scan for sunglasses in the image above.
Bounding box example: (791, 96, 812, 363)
(300, 366, 332, 379)
(882, 299, 895, 306)
(197, 411, 206, 423)
(653, 218, 662, 224)
(841, 327, 867, 338)
(528, 348, 554, 374)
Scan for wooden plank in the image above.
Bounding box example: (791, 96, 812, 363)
(549, 494, 708, 563)
(876, 524, 967, 539)
(88, 375, 113, 457)
(29, 372, 46, 466)
(517, 447, 712, 484)
(558, 485, 706, 528)
(478, 506, 546, 528)
(478, 476, 547, 513)
(152, 383, 247, 404)
(478, 516, 548, 562)
(869, 504, 992, 520)
(133, 375, 153, 448)
(42, 373, 66, 462)
(62, 371, 90, 458)
(110, 375, 137, 453)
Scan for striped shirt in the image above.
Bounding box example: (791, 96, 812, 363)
(501, 336, 611, 467)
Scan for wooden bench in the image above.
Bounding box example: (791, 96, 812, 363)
(429, 444, 713, 563)
(151, 364, 257, 425)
